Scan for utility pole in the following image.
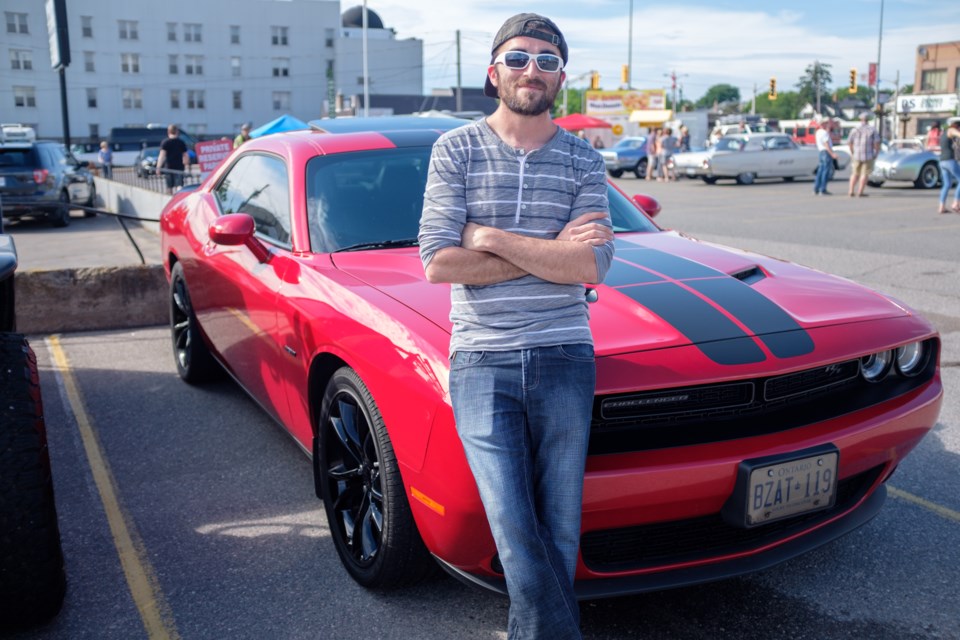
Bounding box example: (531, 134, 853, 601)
(627, 0, 633, 89)
(815, 60, 821, 115)
(875, 0, 885, 140)
(361, 0, 369, 117)
(456, 30, 462, 112)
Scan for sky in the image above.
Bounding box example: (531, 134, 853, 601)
(369, 0, 960, 104)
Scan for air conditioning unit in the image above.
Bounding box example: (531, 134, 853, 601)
(917, 46, 928, 59)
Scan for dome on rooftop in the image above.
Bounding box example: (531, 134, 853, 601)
(342, 6, 384, 29)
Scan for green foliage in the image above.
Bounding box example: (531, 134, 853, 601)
(553, 89, 583, 117)
(753, 92, 802, 120)
(696, 84, 741, 109)
(796, 61, 833, 107)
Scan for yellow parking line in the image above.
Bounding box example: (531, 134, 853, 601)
(47, 336, 181, 640)
(888, 485, 960, 524)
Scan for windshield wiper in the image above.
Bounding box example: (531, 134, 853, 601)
(334, 238, 419, 252)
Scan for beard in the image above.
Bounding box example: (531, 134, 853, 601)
(496, 70, 561, 116)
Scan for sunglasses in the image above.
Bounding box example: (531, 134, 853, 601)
(493, 51, 564, 73)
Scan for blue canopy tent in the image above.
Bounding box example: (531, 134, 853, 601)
(249, 114, 309, 138)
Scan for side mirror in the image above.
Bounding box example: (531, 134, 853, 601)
(209, 213, 271, 262)
(632, 194, 661, 218)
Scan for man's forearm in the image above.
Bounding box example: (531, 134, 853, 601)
(470, 227, 599, 284)
(424, 246, 527, 285)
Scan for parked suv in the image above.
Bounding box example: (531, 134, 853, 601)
(0, 125, 96, 227)
(0, 217, 66, 627)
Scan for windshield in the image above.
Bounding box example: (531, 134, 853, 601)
(614, 137, 646, 149)
(306, 147, 658, 253)
(714, 137, 745, 152)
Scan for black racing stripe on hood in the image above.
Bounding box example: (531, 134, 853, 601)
(376, 129, 444, 148)
(618, 282, 766, 365)
(614, 244, 721, 279)
(686, 278, 815, 358)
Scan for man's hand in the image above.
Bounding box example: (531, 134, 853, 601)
(557, 212, 614, 246)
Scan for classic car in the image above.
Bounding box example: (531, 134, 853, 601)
(868, 139, 942, 189)
(160, 116, 941, 598)
(674, 133, 851, 185)
(599, 136, 648, 178)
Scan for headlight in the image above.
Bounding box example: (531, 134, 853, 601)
(895, 341, 926, 377)
(861, 350, 893, 382)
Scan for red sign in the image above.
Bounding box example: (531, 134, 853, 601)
(195, 139, 233, 174)
(868, 63, 877, 87)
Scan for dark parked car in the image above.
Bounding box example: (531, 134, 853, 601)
(599, 136, 648, 178)
(0, 217, 66, 627)
(0, 127, 96, 227)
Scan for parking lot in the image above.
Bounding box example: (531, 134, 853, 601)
(7, 173, 960, 639)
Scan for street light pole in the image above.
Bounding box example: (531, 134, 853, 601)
(627, 0, 633, 89)
(875, 0, 885, 139)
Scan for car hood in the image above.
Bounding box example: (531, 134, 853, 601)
(330, 231, 910, 360)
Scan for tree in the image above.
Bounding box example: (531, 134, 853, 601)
(753, 92, 802, 120)
(901, 83, 914, 94)
(553, 88, 583, 117)
(696, 83, 741, 109)
(796, 61, 833, 113)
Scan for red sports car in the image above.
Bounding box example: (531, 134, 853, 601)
(160, 116, 942, 597)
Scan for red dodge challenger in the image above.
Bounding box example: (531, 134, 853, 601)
(160, 116, 942, 598)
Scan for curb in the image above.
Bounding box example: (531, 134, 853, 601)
(15, 265, 167, 334)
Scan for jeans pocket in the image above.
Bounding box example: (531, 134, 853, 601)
(557, 343, 594, 362)
(450, 350, 486, 369)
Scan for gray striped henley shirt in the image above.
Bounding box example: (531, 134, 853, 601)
(418, 119, 614, 355)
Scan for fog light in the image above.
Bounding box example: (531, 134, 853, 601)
(895, 342, 925, 377)
(861, 350, 893, 382)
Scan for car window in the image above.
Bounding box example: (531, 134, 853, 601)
(764, 136, 794, 150)
(743, 137, 764, 151)
(0, 149, 32, 168)
(214, 153, 292, 247)
(715, 137, 744, 152)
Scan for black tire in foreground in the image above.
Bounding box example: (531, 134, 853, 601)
(0, 333, 66, 628)
(316, 367, 434, 589)
(170, 261, 220, 384)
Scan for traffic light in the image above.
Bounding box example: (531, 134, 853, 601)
(621, 64, 629, 85)
(590, 71, 600, 90)
(849, 68, 858, 93)
(768, 77, 777, 100)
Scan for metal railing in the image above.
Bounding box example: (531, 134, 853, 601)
(107, 166, 204, 193)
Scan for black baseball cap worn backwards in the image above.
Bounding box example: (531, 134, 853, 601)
(484, 13, 568, 98)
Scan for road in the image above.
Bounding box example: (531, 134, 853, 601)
(8, 173, 960, 639)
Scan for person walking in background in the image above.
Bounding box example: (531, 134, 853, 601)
(847, 112, 881, 198)
(234, 123, 252, 149)
(813, 119, 837, 195)
(926, 122, 941, 151)
(97, 141, 113, 179)
(937, 117, 960, 214)
(645, 127, 660, 180)
(658, 127, 677, 181)
(156, 124, 190, 194)
(678, 125, 691, 152)
(419, 12, 614, 639)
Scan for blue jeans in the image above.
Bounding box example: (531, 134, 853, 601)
(939, 159, 960, 205)
(449, 345, 595, 640)
(814, 150, 832, 193)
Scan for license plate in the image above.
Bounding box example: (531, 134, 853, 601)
(723, 445, 838, 528)
(686, 168, 696, 176)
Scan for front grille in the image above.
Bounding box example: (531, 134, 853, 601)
(590, 344, 937, 455)
(580, 465, 883, 572)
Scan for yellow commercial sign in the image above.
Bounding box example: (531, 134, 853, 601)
(585, 89, 667, 116)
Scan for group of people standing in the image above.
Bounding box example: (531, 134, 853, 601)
(814, 113, 881, 198)
(644, 125, 690, 182)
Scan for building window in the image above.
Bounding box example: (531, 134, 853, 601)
(271, 26, 289, 46)
(185, 55, 204, 76)
(5, 12, 28, 35)
(169, 55, 179, 74)
(233, 91, 242, 110)
(325, 28, 335, 48)
(81, 16, 93, 38)
(188, 124, 207, 136)
(230, 25, 240, 44)
(171, 90, 180, 109)
(184, 23, 202, 43)
(121, 53, 140, 74)
(231, 57, 241, 77)
(187, 90, 205, 109)
(89, 124, 100, 139)
(921, 69, 947, 93)
(122, 88, 143, 109)
(118, 20, 139, 40)
(84, 51, 95, 72)
(272, 58, 290, 77)
(167, 22, 177, 42)
(10, 49, 32, 71)
(87, 88, 97, 108)
(273, 91, 291, 110)
(13, 86, 36, 108)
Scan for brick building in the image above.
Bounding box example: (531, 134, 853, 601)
(896, 41, 960, 139)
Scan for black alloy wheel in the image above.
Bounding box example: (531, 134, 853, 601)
(169, 262, 219, 384)
(914, 162, 940, 189)
(50, 191, 70, 228)
(317, 368, 432, 589)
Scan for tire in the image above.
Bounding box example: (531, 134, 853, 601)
(702, 176, 718, 185)
(607, 169, 624, 178)
(50, 191, 71, 228)
(169, 262, 220, 384)
(914, 162, 940, 189)
(867, 180, 884, 188)
(736, 172, 756, 185)
(316, 367, 433, 589)
(634, 158, 648, 179)
(83, 183, 96, 217)
(0, 333, 66, 627)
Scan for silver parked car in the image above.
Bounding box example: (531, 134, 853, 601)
(868, 139, 942, 189)
(673, 133, 850, 185)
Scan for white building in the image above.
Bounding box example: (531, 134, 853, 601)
(0, 1, 423, 141)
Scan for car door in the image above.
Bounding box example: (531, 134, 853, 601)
(759, 136, 796, 177)
(194, 152, 294, 422)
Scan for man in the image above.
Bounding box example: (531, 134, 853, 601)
(418, 13, 614, 640)
(813, 119, 838, 195)
(156, 124, 190, 194)
(847, 112, 881, 198)
(234, 123, 252, 149)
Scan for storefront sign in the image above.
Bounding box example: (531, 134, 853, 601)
(586, 90, 666, 116)
(896, 93, 959, 114)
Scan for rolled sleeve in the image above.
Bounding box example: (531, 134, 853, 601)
(419, 137, 466, 269)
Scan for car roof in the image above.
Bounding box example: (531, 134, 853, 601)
(308, 115, 471, 134)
